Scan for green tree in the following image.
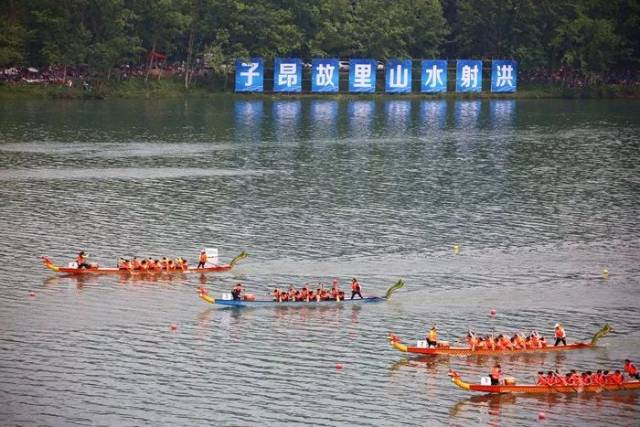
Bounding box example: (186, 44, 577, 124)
(0, 0, 28, 66)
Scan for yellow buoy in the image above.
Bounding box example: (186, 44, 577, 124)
(453, 245, 460, 255)
(602, 268, 609, 279)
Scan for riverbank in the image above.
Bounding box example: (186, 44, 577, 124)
(2, 78, 639, 100)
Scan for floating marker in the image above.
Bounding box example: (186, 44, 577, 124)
(335, 363, 343, 369)
(453, 245, 460, 255)
(538, 411, 546, 420)
(170, 323, 178, 331)
(490, 309, 497, 317)
(29, 291, 36, 297)
(602, 268, 609, 279)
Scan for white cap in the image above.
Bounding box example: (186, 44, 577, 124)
(554, 323, 560, 328)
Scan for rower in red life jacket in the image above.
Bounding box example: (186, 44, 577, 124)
(131, 257, 141, 270)
(76, 251, 91, 269)
(490, 363, 502, 385)
(624, 359, 639, 380)
(197, 250, 207, 269)
(536, 371, 551, 386)
(608, 370, 625, 385)
(554, 323, 567, 346)
(350, 278, 363, 300)
(231, 283, 244, 300)
(330, 280, 340, 301)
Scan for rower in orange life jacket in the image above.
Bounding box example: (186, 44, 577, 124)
(554, 323, 567, 346)
(75, 251, 91, 269)
(350, 278, 363, 300)
(624, 359, 639, 380)
(426, 326, 438, 348)
(197, 250, 207, 269)
(131, 257, 141, 270)
(490, 364, 502, 385)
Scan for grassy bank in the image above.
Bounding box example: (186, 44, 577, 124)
(1, 77, 639, 100)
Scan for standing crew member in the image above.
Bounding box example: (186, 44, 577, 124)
(554, 323, 567, 346)
(624, 359, 639, 380)
(426, 325, 438, 348)
(490, 363, 502, 386)
(76, 251, 91, 269)
(350, 278, 363, 300)
(197, 250, 207, 269)
(231, 283, 244, 300)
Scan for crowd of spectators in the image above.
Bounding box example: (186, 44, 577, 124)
(520, 67, 640, 87)
(0, 59, 210, 86)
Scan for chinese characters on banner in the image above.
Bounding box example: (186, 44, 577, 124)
(456, 60, 482, 92)
(234, 58, 518, 94)
(385, 59, 412, 93)
(274, 58, 302, 92)
(421, 60, 447, 93)
(235, 58, 264, 92)
(348, 59, 377, 93)
(491, 60, 517, 92)
(312, 59, 339, 92)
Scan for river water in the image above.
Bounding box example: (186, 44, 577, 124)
(0, 98, 639, 426)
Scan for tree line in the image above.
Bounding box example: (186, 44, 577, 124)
(1, 0, 638, 87)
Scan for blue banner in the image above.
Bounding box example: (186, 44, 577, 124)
(235, 58, 264, 92)
(421, 60, 447, 93)
(274, 58, 302, 92)
(385, 59, 412, 93)
(491, 60, 517, 92)
(312, 59, 339, 92)
(348, 59, 377, 93)
(456, 60, 482, 92)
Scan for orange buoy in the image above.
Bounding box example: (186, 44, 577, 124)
(29, 291, 36, 297)
(490, 309, 496, 316)
(538, 411, 546, 420)
(335, 363, 343, 369)
(170, 323, 178, 331)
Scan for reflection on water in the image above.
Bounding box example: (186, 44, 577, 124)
(234, 100, 264, 141)
(489, 100, 516, 128)
(384, 100, 412, 134)
(455, 100, 481, 129)
(347, 100, 375, 137)
(419, 100, 448, 131)
(272, 100, 301, 141)
(309, 100, 338, 139)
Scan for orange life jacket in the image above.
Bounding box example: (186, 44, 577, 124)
(351, 281, 360, 291)
(555, 327, 565, 338)
(75, 255, 85, 264)
(428, 330, 437, 341)
(199, 253, 207, 263)
(625, 362, 638, 376)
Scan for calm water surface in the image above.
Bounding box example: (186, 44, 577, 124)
(0, 98, 639, 426)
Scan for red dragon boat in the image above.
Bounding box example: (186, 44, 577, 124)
(448, 369, 640, 394)
(388, 324, 610, 356)
(41, 252, 247, 275)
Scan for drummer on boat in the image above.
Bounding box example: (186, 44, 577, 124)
(76, 251, 91, 269)
(231, 283, 244, 300)
(489, 363, 502, 385)
(426, 325, 438, 348)
(197, 249, 207, 269)
(350, 278, 363, 299)
(554, 323, 567, 346)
